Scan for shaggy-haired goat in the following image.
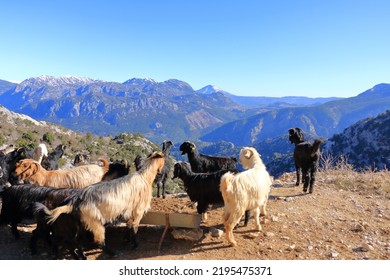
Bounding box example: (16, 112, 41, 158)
(179, 141, 237, 173)
(220, 147, 272, 246)
(0, 184, 80, 239)
(13, 158, 109, 189)
(47, 151, 165, 255)
(288, 128, 323, 193)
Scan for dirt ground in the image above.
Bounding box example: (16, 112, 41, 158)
(0, 172, 389, 260)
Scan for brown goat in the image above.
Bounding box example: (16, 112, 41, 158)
(14, 158, 109, 189)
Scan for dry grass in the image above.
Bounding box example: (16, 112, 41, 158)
(319, 154, 390, 198)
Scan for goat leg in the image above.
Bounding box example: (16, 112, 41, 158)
(197, 202, 209, 222)
(156, 182, 162, 198)
(243, 210, 250, 227)
(302, 169, 310, 192)
(157, 181, 167, 199)
(309, 175, 315, 193)
(29, 229, 39, 255)
(11, 222, 20, 239)
(128, 226, 138, 249)
(162, 184, 166, 199)
(295, 166, 301, 186)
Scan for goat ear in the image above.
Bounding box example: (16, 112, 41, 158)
(17, 147, 27, 157)
(150, 151, 164, 158)
(243, 149, 254, 159)
(31, 161, 41, 174)
(190, 142, 196, 151)
(297, 129, 304, 141)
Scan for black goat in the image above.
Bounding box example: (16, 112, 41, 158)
(179, 141, 237, 173)
(133, 154, 144, 171)
(0, 147, 27, 185)
(73, 153, 90, 166)
(134, 140, 173, 198)
(102, 159, 130, 181)
(288, 128, 323, 193)
(0, 184, 81, 240)
(41, 144, 66, 170)
(33, 202, 87, 259)
(172, 161, 249, 225)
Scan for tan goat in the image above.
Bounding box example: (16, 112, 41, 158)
(14, 158, 109, 189)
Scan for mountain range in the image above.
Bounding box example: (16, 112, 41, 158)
(0, 76, 342, 144)
(200, 83, 390, 145)
(1, 76, 389, 175)
(197, 85, 342, 107)
(0, 76, 244, 142)
(1, 76, 389, 148)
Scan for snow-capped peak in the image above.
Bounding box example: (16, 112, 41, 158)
(123, 77, 157, 85)
(197, 85, 223, 94)
(19, 75, 97, 87)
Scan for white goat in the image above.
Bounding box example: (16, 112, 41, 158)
(220, 147, 272, 246)
(32, 143, 49, 164)
(47, 151, 165, 254)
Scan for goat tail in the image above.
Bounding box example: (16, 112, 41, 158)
(220, 172, 234, 194)
(98, 158, 110, 173)
(47, 204, 73, 224)
(311, 139, 323, 156)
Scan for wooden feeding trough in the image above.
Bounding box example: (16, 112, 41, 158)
(140, 211, 202, 251)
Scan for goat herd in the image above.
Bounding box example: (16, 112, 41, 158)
(0, 128, 323, 259)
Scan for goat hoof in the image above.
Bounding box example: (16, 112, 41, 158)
(303, 188, 308, 192)
(295, 182, 299, 186)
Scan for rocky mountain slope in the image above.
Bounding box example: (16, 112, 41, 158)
(0, 76, 342, 144)
(0, 79, 16, 94)
(324, 110, 390, 170)
(253, 110, 390, 177)
(201, 84, 390, 146)
(0, 76, 248, 143)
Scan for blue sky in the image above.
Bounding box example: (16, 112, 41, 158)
(1, 0, 389, 97)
